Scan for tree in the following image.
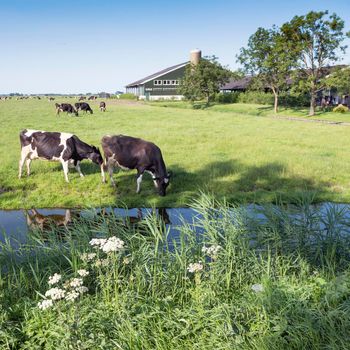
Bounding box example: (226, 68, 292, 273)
(281, 11, 350, 116)
(179, 56, 231, 104)
(324, 66, 350, 96)
(237, 26, 297, 113)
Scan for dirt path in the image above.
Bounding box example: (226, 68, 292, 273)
(271, 115, 350, 126)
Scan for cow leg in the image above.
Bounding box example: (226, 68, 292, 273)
(75, 161, 84, 177)
(101, 164, 106, 183)
(136, 173, 143, 193)
(61, 160, 69, 182)
(26, 158, 32, 176)
(107, 162, 116, 187)
(19, 147, 30, 179)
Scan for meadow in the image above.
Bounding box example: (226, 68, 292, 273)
(1, 98, 350, 209)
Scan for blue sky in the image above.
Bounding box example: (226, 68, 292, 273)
(1, 0, 350, 94)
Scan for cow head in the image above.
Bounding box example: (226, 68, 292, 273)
(154, 172, 171, 196)
(88, 146, 104, 165)
(74, 109, 79, 117)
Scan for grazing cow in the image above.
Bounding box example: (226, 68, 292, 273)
(48, 97, 55, 101)
(88, 96, 96, 100)
(55, 103, 78, 116)
(101, 135, 171, 196)
(78, 96, 86, 101)
(19, 129, 104, 182)
(75, 102, 93, 114)
(99, 101, 106, 112)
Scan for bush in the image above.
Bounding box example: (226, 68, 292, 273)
(214, 92, 241, 103)
(333, 104, 349, 113)
(118, 93, 137, 100)
(237, 91, 274, 105)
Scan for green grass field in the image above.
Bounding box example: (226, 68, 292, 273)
(1, 98, 350, 209)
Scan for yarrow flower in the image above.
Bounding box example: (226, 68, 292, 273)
(65, 291, 80, 302)
(80, 253, 96, 262)
(89, 236, 125, 254)
(48, 273, 62, 285)
(187, 262, 204, 273)
(251, 283, 264, 293)
(202, 245, 221, 258)
(77, 269, 89, 277)
(38, 299, 53, 310)
(45, 287, 66, 300)
(69, 278, 84, 288)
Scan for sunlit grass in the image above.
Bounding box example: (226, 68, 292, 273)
(1, 99, 350, 209)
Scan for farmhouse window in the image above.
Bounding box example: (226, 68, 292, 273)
(154, 80, 162, 85)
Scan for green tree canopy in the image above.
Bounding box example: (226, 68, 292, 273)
(324, 66, 350, 96)
(179, 56, 231, 104)
(281, 11, 350, 116)
(237, 26, 298, 113)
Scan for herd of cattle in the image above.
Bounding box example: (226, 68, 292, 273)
(18, 129, 171, 196)
(55, 101, 106, 116)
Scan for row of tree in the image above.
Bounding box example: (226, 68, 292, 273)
(179, 11, 350, 116)
(238, 10, 350, 115)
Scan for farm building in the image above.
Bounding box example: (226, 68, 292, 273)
(125, 50, 201, 100)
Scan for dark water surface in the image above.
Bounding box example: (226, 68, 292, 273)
(1, 203, 350, 247)
(0, 207, 199, 246)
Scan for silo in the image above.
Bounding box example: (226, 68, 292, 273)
(190, 49, 201, 65)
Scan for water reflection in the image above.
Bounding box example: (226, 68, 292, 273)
(26, 209, 75, 231)
(0, 207, 193, 247)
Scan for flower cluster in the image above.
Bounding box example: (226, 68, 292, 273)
(187, 262, 204, 273)
(89, 236, 125, 253)
(202, 244, 221, 259)
(48, 273, 62, 285)
(80, 253, 97, 262)
(37, 272, 89, 310)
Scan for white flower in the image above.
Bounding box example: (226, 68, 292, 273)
(48, 273, 62, 285)
(45, 287, 66, 300)
(77, 269, 89, 277)
(187, 262, 204, 273)
(89, 238, 107, 247)
(69, 278, 83, 288)
(81, 253, 96, 262)
(38, 299, 53, 310)
(76, 286, 89, 294)
(89, 236, 125, 253)
(101, 236, 125, 253)
(202, 245, 221, 258)
(65, 291, 80, 302)
(251, 283, 264, 293)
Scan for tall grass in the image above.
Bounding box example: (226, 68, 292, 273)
(1, 193, 350, 349)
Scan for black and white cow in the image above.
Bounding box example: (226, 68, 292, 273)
(101, 134, 171, 196)
(75, 102, 93, 114)
(55, 103, 78, 116)
(19, 129, 104, 182)
(99, 101, 106, 112)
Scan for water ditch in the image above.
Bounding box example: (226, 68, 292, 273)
(2, 202, 350, 249)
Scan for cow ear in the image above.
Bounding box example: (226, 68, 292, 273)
(167, 171, 172, 178)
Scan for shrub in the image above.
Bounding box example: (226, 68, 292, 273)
(214, 92, 241, 103)
(237, 91, 274, 105)
(333, 104, 349, 113)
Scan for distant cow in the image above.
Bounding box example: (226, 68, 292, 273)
(88, 96, 96, 100)
(55, 103, 78, 116)
(75, 102, 93, 114)
(99, 101, 106, 112)
(48, 97, 55, 101)
(101, 135, 171, 196)
(78, 96, 86, 101)
(19, 129, 104, 182)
